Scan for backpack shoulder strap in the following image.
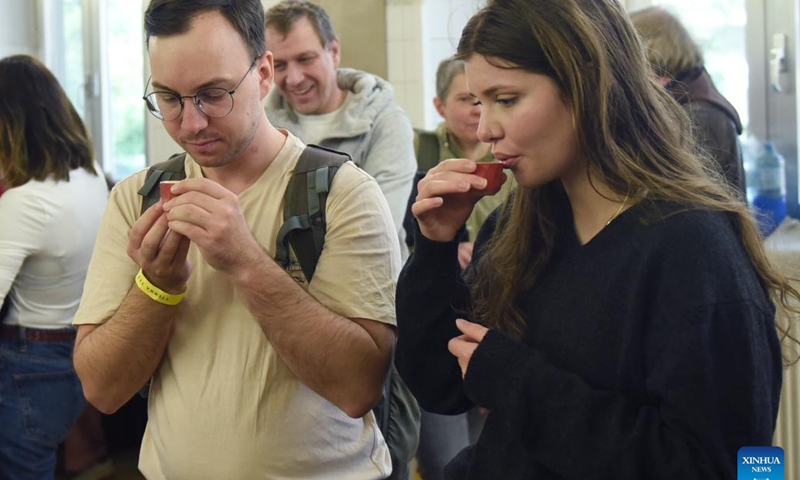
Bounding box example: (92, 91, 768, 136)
(275, 144, 350, 281)
(414, 128, 439, 172)
(137, 152, 187, 215)
(135, 151, 186, 400)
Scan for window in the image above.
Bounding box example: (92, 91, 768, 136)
(652, 0, 749, 131)
(48, 0, 146, 183)
(106, 1, 146, 180)
(57, 0, 87, 118)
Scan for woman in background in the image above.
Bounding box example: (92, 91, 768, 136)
(630, 6, 746, 198)
(0, 54, 109, 480)
(409, 56, 501, 480)
(396, 0, 797, 478)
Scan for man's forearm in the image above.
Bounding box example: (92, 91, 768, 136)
(231, 256, 394, 418)
(74, 287, 177, 414)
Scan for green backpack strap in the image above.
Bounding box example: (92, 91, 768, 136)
(414, 128, 439, 172)
(135, 151, 186, 400)
(275, 144, 349, 281)
(137, 152, 188, 215)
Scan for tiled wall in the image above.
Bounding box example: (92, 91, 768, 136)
(386, 0, 426, 129)
(386, 0, 480, 130)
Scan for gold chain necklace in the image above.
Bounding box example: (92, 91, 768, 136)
(605, 193, 630, 226)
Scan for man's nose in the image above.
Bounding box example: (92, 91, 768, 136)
(285, 63, 304, 88)
(179, 100, 209, 134)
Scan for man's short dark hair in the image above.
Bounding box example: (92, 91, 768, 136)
(144, 0, 266, 60)
(265, 0, 337, 49)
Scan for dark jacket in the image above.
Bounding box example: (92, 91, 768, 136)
(668, 67, 746, 197)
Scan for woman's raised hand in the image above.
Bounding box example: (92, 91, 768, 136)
(412, 159, 503, 242)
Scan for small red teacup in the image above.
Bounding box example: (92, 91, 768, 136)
(473, 163, 505, 195)
(159, 181, 180, 203)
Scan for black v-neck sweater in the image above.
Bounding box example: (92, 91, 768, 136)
(395, 201, 781, 480)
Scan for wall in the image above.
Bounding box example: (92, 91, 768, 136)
(316, 0, 387, 79)
(386, 0, 425, 128)
(420, 0, 479, 129)
(386, 0, 479, 130)
(262, 0, 386, 78)
(0, 0, 39, 59)
(747, 0, 799, 213)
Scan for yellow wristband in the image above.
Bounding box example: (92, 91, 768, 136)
(134, 269, 185, 306)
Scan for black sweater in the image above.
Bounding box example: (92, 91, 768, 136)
(395, 201, 781, 480)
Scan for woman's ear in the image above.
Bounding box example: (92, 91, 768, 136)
(433, 96, 446, 119)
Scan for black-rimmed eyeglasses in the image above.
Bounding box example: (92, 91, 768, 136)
(143, 58, 258, 122)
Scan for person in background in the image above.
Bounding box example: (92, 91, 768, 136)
(404, 56, 516, 271)
(58, 405, 113, 479)
(264, 0, 417, 260)
(72, 0, 400, 478)
(0, 54, 109, 480)
(396, 0, 797, 478)
(630, 6, 746, 198)
(408, 56, 503, 480)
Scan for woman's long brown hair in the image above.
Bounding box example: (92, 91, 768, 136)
(0, 55, 96, 187)
(458, 0, 800, 364)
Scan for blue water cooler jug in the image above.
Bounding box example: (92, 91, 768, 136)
(752, 142, 787, 237)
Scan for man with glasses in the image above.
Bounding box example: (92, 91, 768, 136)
(143, 57, 259, 123)
(72, 1, 400, 478)
(265, 0, 416, 261)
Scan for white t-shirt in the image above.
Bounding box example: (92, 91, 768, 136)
(74, 132, 398, 479)
(295, 93, 351, 145)
(0, 165, 108, 329)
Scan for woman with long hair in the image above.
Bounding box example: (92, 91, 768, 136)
(396, 0, 798, 478)
(0, 54, 109, 479)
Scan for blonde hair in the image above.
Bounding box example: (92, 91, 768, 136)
(629, 6, 704, 79)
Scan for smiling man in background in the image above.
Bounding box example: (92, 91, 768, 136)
(264, 0, 416, 259)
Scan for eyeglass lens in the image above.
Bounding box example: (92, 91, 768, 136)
(145, 88, 234, 121)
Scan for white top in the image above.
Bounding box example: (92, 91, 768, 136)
(0, 164, 109, 329)
(74, 133, 398, 479)
(295, 94, 351, 145)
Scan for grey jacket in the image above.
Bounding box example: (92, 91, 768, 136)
(266, 68, 416, 258)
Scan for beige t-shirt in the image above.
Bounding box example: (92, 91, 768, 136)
(74, 132, 398, 479)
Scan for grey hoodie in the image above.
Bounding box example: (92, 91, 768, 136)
(266, 68, 416, 259)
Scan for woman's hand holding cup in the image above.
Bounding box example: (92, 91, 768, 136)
(412, 159, 507, 242)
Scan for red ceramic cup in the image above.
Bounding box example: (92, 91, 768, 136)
(160, 181, 179, 203)
(473, 163, 505, 195)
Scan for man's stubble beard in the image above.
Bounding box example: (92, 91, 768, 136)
(197, 112, 262, 168)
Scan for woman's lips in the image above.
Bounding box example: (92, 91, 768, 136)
(493, 153, 519, 167)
